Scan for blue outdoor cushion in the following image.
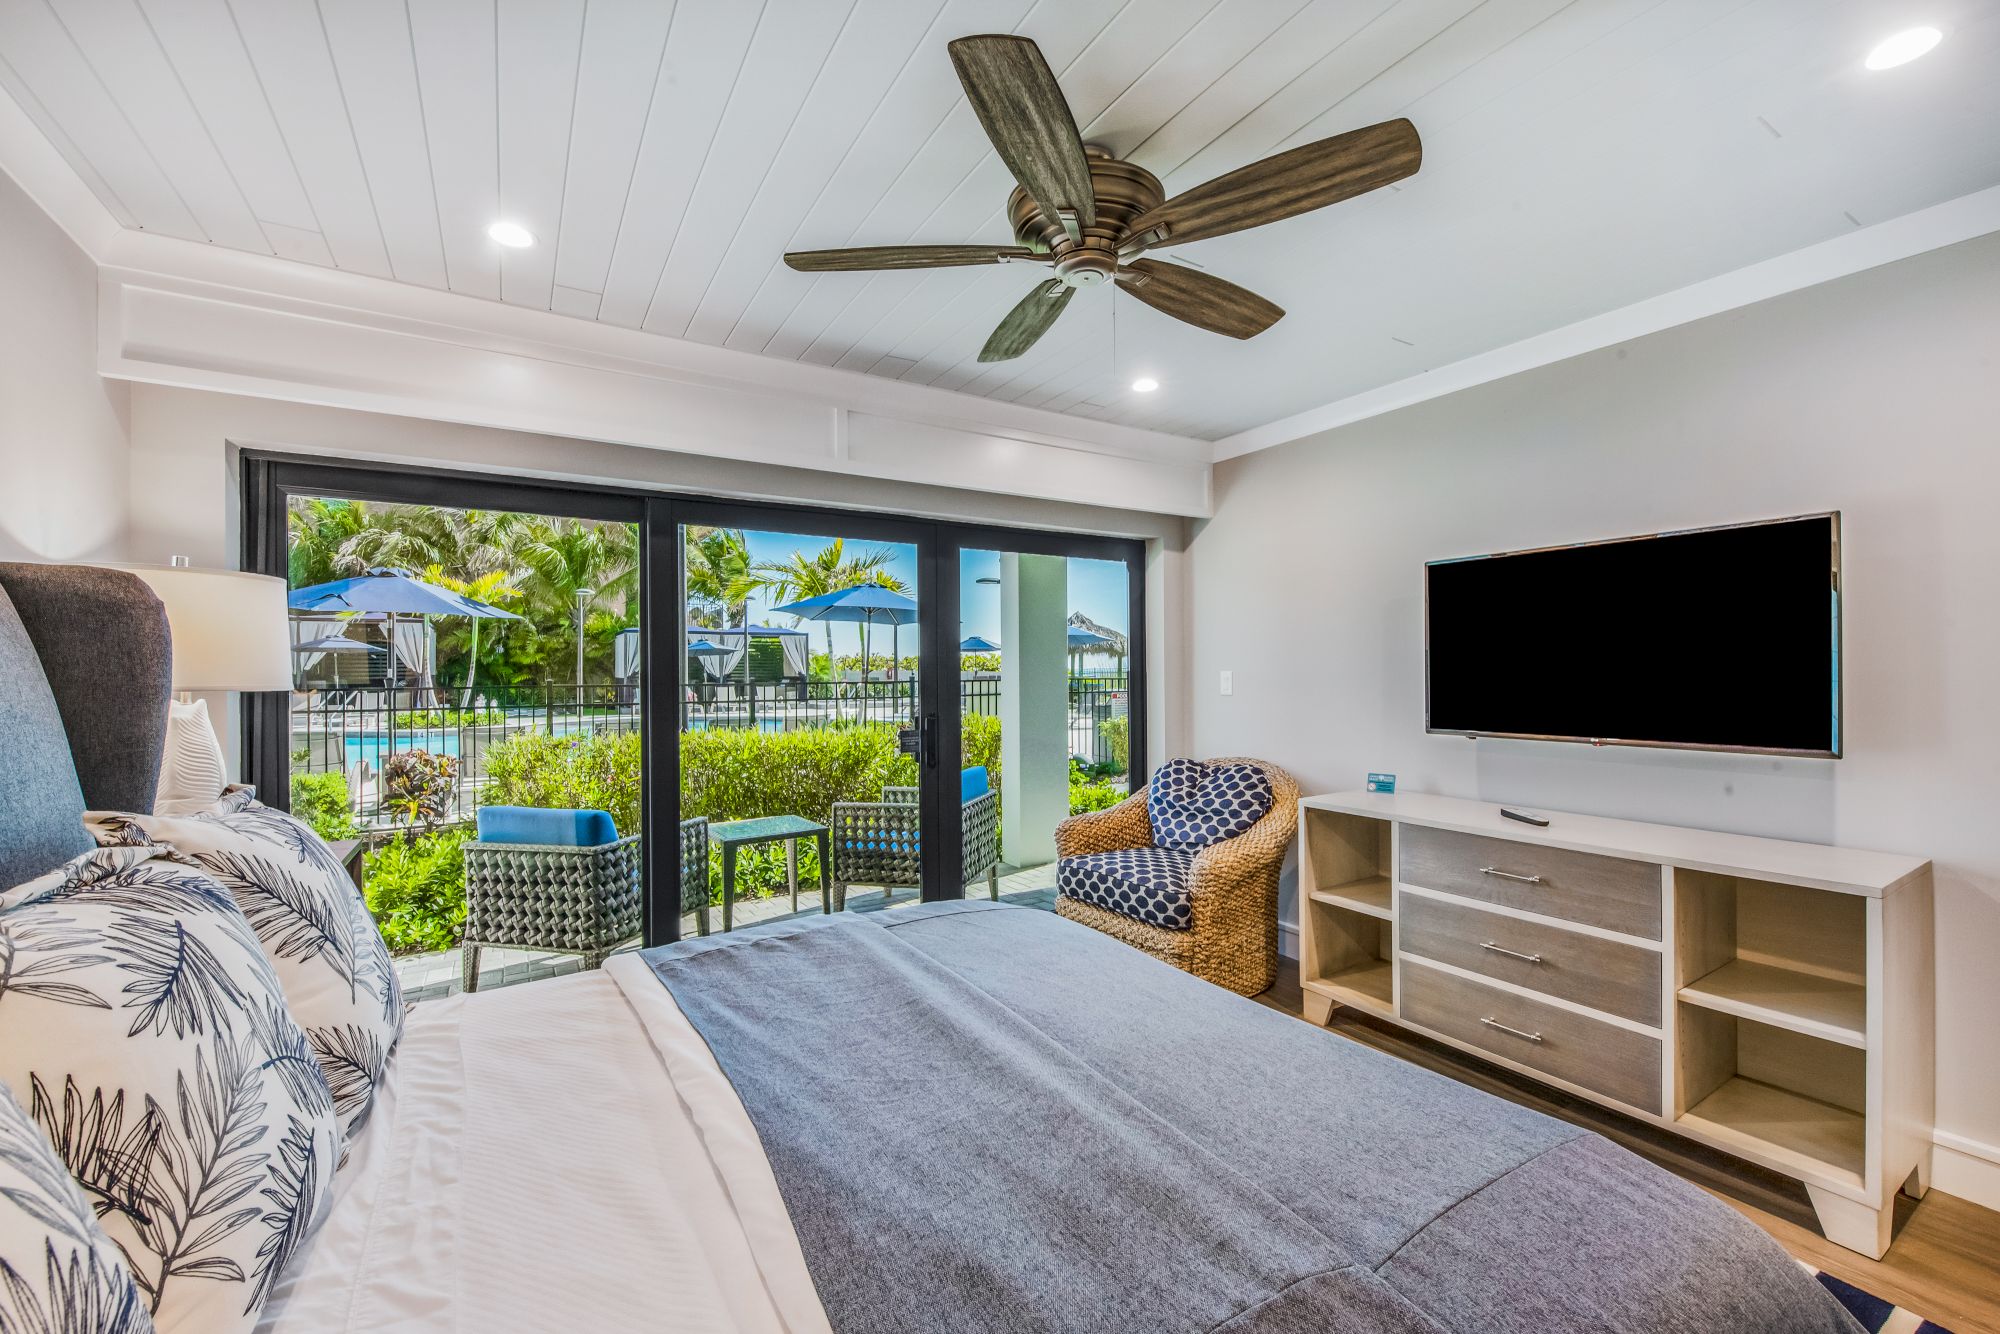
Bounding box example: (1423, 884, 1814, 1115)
(1147, 758, 1273, 850)
(1058, 846, 1197, 930)
(962, 766, 990, 802)
(477, 806, 618, 847)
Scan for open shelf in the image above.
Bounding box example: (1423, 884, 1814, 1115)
(1678, 1076, 1864, 1189)
(1307, 875, 1392, 919)
(1679, 959, 1865, 1047)
(1303, 961, 1394, 1017)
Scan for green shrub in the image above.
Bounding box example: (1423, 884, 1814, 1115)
(481, 731, 642, 836)
(681, 724, 905, 830)
(289, 771, 355, 841)
(1098, 715, 1129, 774)
(1068, 758, 1127, 815)
(393, 707, 503, 729)
(363, 826, 470, 953)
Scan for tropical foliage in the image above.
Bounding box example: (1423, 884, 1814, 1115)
(361, 827, 471, 955)
(750, 537, 906, 677)
(288, 772, 356, 842)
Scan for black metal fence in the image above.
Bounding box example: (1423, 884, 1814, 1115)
(293, 675, 1129, 828)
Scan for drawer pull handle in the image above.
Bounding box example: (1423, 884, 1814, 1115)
(1480, 866, 1543, 884)
(1480, 1016, 1544, 1043)
(1479, 941, 1543, 965)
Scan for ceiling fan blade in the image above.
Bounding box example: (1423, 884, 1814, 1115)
(1122, 118, 1420, 249)
(948, 35, 1096, 233)
(1115, 259, 1283, 339)
(979, 280, 1076, 362)
(784, 245, 1043, 272)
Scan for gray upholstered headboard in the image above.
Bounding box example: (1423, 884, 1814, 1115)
(0, 562, 172, 887)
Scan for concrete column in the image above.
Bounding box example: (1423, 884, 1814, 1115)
(1000, 552, 1069, 868)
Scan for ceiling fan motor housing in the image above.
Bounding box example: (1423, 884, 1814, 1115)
(1011, 148, 1164, 288)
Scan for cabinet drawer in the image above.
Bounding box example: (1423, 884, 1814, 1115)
(1400, 959, 1663, 1112)
(1398, 825, 1663, 939)
(1399, 892, 1662, 1026)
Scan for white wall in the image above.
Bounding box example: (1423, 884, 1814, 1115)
(0, 168, 128, 561)
(1188, 231, 2000, 1207)
(123, 384, 1189, 775)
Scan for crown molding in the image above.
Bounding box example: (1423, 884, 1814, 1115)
(1214, 184, 2000, 461)
(2, 82, 1211, 516)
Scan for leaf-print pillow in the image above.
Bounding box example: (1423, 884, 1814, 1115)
(0, 1077, 154, 1333)
(0, 846, 339, 1334)
(86, 788, 403, 1145)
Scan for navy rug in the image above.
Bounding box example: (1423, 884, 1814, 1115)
(1814, 1269, 1951, 1333)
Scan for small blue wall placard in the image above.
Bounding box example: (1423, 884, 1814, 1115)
(1367, 772, 1397, 794)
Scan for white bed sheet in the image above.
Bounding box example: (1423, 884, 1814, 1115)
(257, 958, 830, 1334)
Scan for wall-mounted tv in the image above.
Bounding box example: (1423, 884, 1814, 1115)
(1426, 513, 1841, 757)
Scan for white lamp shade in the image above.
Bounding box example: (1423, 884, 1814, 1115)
(113, 565, 294, 692)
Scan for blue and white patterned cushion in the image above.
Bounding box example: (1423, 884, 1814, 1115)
(0, 845, 340, 1334)
(1058, 847, 1197, 930)
(1147, 758, 1274, 850)
(0, 1077, 154, 1332)
(85, 788, 403, 1149)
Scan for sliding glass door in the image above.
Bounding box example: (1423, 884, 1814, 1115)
(667, 500, 943, 934)
(940, 529, 1146, 903)
(244, 455, 1146, 994)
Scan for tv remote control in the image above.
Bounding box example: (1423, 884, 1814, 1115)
(1501, 808, 1550, 827)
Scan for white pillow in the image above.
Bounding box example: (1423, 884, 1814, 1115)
(86, 789, 403, 1145)
(0, 1077, 154, 1332)
(0, 845, 340, 1334)
(156, 698, 229, 816)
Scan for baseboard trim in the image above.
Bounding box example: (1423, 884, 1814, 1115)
(1933, 1131, 2000, 1213)
(1279, 915, 1299, 960)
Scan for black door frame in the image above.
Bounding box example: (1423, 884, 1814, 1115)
(242, 452, 1146, 946)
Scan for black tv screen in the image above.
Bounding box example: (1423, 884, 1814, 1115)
(1426, 514, 1841, 756)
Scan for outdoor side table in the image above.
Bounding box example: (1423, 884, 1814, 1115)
(706, 815, 832, 932)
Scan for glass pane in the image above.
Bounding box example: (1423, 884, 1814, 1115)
(284, 495, 642, 1000)
(958, 549, 1132, 903)
(678, 522, 922, 935)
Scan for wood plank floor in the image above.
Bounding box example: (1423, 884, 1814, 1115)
(1252, 971, 2000, 1334)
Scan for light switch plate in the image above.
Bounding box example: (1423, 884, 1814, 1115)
(1219, 670, 1233, 696)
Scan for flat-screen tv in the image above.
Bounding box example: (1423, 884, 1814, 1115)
(1426, 513, 1841, 757)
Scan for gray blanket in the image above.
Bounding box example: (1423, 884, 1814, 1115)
(642, 902, 1858, 1334)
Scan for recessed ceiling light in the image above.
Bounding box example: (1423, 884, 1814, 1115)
(1864, 26, 1942, 70)
(487, 220, 535, 249)
(1131, 377, 1159, 393)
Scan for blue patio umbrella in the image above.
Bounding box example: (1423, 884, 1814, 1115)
(773, 584, 918, 712)
(289, 567, 520, 691)
(685, 637, 733, 680)
(1066, 626, 1112, 650)
(959, 635, 1000, 652)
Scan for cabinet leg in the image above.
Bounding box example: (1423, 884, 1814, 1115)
(1902, 1151, 1932, 1201)
(1805, 1185, 1893, 1259)
(1304, 989, 1336, 1027)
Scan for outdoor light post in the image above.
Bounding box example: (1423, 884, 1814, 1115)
(574, 586, 594, 708)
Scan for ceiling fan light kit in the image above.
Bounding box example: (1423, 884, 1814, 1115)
(783, 34, 1421, 364)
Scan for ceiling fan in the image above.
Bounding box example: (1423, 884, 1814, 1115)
(783, 34, 1422, 363)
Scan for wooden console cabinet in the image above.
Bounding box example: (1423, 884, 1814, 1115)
(1298, 790, 1933, 1258)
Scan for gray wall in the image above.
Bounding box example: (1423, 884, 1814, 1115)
(1187, 231, 2000, 1202)
(0, 168, 129, 561)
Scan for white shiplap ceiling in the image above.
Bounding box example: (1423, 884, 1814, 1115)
(2, 0, 1996, 442)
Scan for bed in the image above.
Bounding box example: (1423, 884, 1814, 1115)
(0, 563, 1861, 1334)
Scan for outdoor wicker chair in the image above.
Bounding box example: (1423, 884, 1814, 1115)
(1053, 757, 1299, 996)
(460, 812, 710, 992)
(828, 769, 1000, 912)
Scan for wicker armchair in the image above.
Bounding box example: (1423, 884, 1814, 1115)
(459, 816, 710, 992)
(828, 784, 1001, 911)
(1053, 757, 1299, 996)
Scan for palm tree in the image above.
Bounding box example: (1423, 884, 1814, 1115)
(510, 517, 640, 683)
(334, 505, 518, 583)
(418, 565, 522, 705)
(749, 538, 907, 681)
(287, 497, 369, 587)
(683, 526, 754, 629)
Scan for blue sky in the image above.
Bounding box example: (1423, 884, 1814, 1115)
(732, 529, 1128, 660)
